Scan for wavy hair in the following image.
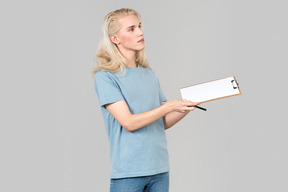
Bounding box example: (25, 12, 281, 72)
(92, 8, 150, 74)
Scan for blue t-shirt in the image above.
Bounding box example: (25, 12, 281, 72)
(94, 65, 169, 179)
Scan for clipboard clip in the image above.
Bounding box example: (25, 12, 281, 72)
(231, 80, 239, 89)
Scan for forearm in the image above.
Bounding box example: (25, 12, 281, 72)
(126, 104, 171, 131)
(163, 111, 190, 130)
(106, 99, 199, 132)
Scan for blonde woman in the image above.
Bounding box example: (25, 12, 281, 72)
(94, 8, 200, 192)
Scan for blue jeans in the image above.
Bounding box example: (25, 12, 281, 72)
(110, 172, 169, 192)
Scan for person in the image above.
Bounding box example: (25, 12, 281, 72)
(93, 8, 200, 192)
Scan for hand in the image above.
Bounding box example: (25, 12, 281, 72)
(163, 99, 201, 113)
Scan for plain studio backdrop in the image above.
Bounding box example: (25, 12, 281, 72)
(1, 0, 287, 191)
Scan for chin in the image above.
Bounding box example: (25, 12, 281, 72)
(136, 45, 145, 51)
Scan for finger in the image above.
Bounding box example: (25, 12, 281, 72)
(183, 106, 196, 111)
(186, 101, 201, 106)
(185, 101, 197, 107)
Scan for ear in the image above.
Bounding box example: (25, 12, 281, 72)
(110, 34, 120, 45)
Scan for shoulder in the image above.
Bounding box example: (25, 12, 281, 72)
(94, 70, 109, 78)
(94, 70, 117, 80)
(94, 70, 116, 85)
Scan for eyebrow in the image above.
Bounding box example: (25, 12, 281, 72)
(126, 22, 142, 30)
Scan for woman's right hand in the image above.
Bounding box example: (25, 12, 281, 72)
(164, 99, 201, 113)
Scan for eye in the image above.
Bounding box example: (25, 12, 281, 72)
(139, 25, 142, 28)
(129, 27, 134, 32)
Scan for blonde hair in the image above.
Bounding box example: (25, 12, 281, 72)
(92, 8, 150, 74)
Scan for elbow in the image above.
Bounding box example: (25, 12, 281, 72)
(118, 115, 137, 132)
(123, 126, 134, 132)
(122, 122, 137, 132)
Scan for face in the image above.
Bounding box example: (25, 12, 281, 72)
(111, 15, 145, 55)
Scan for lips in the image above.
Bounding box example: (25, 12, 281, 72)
(138, 38, 144, 43)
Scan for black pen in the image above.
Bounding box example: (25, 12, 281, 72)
(192, 105, 207, 111)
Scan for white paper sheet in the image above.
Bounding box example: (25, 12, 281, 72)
(180, 76, 241, 103)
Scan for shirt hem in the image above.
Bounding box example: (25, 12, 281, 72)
(110, 167, 170, 179)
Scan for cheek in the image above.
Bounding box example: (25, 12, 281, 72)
(120, 34, 134, 44)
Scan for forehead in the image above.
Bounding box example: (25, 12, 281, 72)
(117, 15, 140, 28)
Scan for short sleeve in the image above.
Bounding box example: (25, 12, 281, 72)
(94, 71, 124, 107)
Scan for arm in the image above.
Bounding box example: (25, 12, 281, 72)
(105, 99, 200, 132)
(162, 110, 189, 130)
(162, 101, 201, 130)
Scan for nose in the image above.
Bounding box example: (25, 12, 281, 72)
(138, 27, 144, 36)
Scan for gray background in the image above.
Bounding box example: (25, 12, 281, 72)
(1, 0, 287, 191)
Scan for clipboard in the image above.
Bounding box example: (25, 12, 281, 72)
(180, 76, 241, 103)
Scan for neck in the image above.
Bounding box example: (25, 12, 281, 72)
(118, 47, 137, 68)
(126, 55, 137, 68)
